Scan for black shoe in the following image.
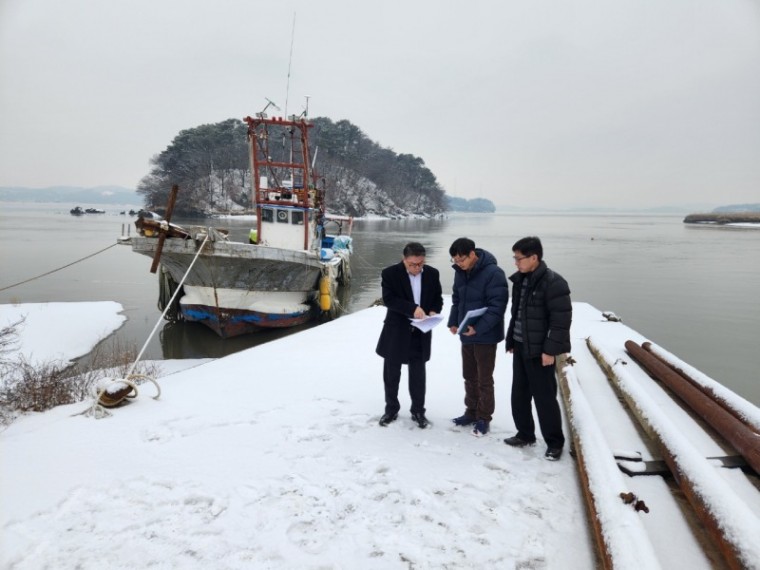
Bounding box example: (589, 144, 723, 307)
(504, 435, 536, 447)
(545, 447, 563, 461)
(411, 412, 429, 429)
(379, 413, 398, 427)
(452, 414, 475, 426)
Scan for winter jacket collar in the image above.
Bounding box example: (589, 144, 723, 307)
(451, 248, 499, 276)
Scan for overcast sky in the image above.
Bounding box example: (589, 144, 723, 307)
(1, 0, 758, 208)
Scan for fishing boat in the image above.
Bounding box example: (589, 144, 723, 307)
(127, 110, 353, 338)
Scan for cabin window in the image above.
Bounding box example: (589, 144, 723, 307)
(276, 209, 289, 223)
(291, 211, 304, 225)
(262, 208, 274, 223)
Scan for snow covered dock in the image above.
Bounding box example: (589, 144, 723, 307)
(1, 300, 759, 569)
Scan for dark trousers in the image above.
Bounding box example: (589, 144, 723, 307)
(511, 342, 565, 448)
(461, 343, 497, 422)
(383, 333, 426, 416)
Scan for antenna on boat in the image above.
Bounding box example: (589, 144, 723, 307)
(284, 11, 296, 119)
(257, 98, 280, 118)
(295, 95, 310, 120)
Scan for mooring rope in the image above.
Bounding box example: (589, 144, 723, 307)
(0, 243, 120, 292)
(125, 233, 209, 378)
(80, 232, 210, 418)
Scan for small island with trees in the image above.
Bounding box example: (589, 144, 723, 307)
(446, 196, 496, 213)
(137, 117, 450, 219)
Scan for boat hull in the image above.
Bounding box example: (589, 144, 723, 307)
(181, 303, 313, 337)
(131, 236, 324, 291)
(179, 285, 314, 337)
(130, 236, 347, 338)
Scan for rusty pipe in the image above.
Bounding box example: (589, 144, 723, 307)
(590, 338, 758, 569)
(625, 340, 760, 475)
(641, 341, 760, 436)
(556, 364, 614, 570)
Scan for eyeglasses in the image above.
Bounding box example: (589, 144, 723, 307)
(405, 260, 425, 268)
(450, 256, 468, 265)
(513, 255, 530, 262)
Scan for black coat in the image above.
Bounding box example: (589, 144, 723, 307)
(506, 261, 572, 357)
(375, 262, 443, 363)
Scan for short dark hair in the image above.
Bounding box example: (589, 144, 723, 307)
(449, 237, 476, 257)
(512, 236, 543, 261)
(403, 242, 426, 257)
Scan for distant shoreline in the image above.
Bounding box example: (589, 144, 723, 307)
(683, 212, 760, 225)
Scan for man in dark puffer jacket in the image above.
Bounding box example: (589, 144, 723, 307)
(504, 236, 572, 461)
(447, 237, 509, 437)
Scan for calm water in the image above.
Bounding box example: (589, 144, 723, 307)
(2, 202, 759, 405)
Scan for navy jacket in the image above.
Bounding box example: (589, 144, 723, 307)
(446, 249, 508, 345)
(375, 262, 443, 363)
(506, 261, 572, 357)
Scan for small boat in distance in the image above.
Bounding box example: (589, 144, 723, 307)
(127, 109, 353, 338)
(70, 206, 106, 215)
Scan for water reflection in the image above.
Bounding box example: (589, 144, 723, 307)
(159, 320, 320, 359)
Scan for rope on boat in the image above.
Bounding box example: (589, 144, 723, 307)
(0, 243, 119, 292)
(338, 253, 352, 285)
(158, 266, 184, 322)
(79, 233, 210, 419)
(347, 249, 382, 272)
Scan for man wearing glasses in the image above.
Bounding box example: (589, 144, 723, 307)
(447, 237, 509, 437)
(504, 236, 572, 461)
(376, 242, 443, 429)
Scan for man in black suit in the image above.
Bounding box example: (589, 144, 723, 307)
(375, 242, 443, 428)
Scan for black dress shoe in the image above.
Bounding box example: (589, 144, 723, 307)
(545, 447, 563, 461)
(379, 413, 398, 427)
(411, 412, 429, 429)
(504, 435, 536, 447)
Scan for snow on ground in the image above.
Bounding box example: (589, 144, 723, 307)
(0, 302, 209, 384)
(1, 300, 596, 569)
(3, 299, 758, 568)
(0, 302, 126, 378)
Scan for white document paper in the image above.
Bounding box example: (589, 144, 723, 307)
(410, 313, 444, 333)
(457, 307, 487, 334)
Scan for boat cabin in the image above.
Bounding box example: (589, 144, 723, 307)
(244, 115, 325, 252)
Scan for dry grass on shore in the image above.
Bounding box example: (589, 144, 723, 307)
(0, 323, 162, 426)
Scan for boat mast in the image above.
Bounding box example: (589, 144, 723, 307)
(244, 109, 318, 250)
(247, 98, 280, 241)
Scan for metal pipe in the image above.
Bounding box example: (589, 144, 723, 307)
(556, 364, 612, 569)
(625, 340, 760, 475)
(641, 341, 760, 435)
(556, 359, 662, 569)
(588, 338, 759, 570)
